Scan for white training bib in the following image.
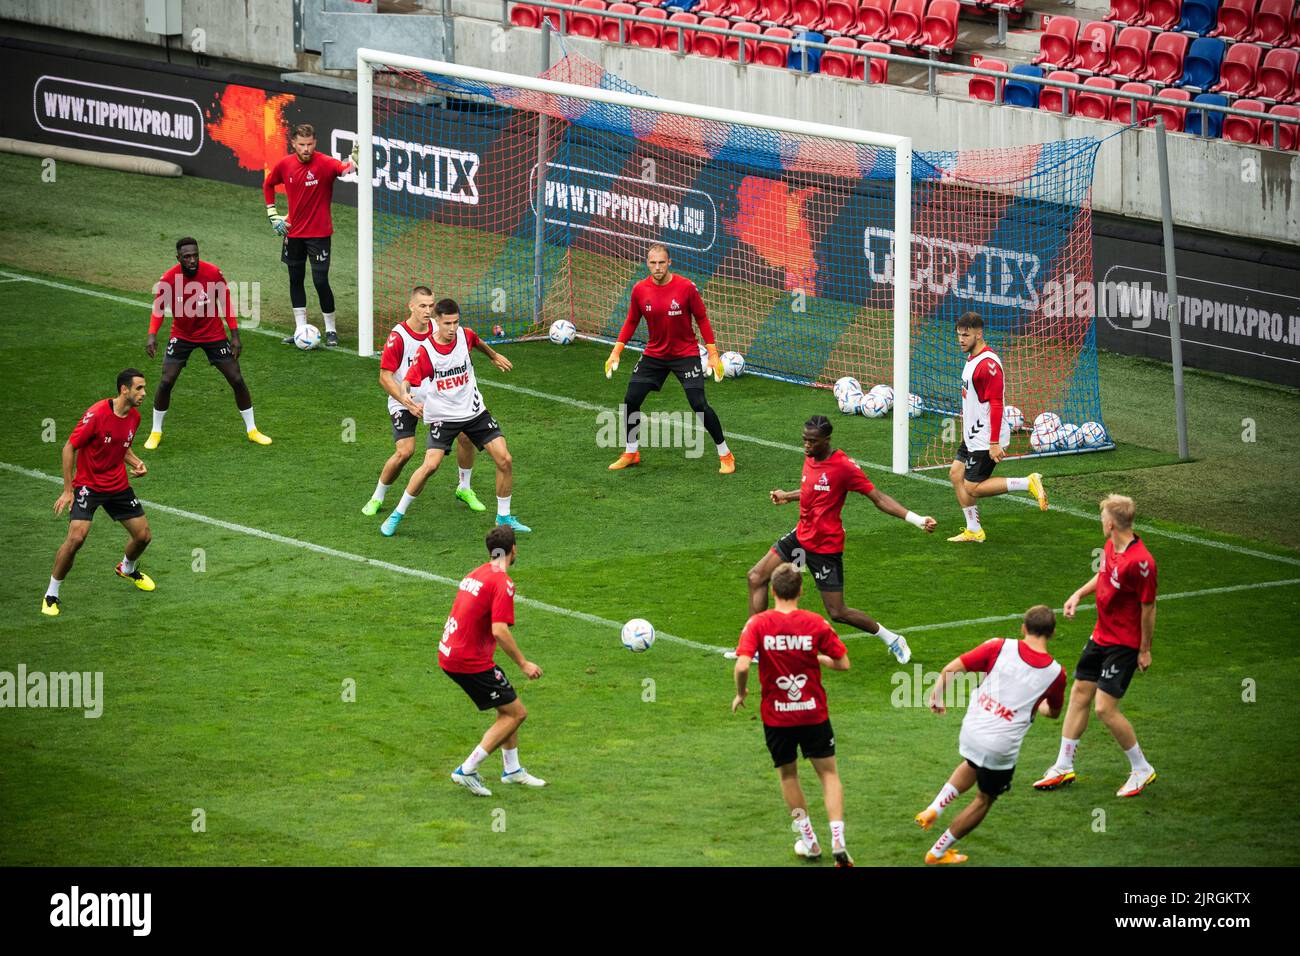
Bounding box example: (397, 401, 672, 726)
(413, 328, 485, 423)
(960, 348, 1010, 451)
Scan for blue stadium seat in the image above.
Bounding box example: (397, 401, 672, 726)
(1176, 0, 1221, 35)
(1185, 92, 1227, 137)
(790, 31, 826, 73)
(1177, 37, 1225, 90)
(1004, 65, 1046, 108)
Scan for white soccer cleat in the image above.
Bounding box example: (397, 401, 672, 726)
(794, 838, 822, 861)
(888, 636, 912, 665)
(451, 766, 492, 797)
(501, 767, 547, 788)
(1117, 767, 1157, 798)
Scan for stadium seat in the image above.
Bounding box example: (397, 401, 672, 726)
(1146, 31, 1190, 84)
(1255, 47, 1299, 101)
(731, 0, 767, 20)
(791, 30, 827, 70)
(1076, 76, 1119, 118)
(862, 40, 890, 82)
(889, 0, 927, 44)
(630, 6, 668, 45)
(1214, 42, 1263, 94)
(1003, 64, 1046, 107)
(791, 0, 828, 28)
(823, 0, 861, 33)
(1290, 4, 1300, 46)
(757, 26, 796, 65)
(1112, 26, 1153, 79)
(1209, 0, 1256, 39)
(1113, 82, 1155, 122)
(663, 11, 700, 51)
(601, 3, 639, 41)
(1034, 16, 1080, 68)
(1247, 0, 1290, 42)
(968, 56, 1009, 101)
(820, 35, 863, 75)
(1139, 0, 1183, 29)
(1263, 103, 1300, 148)
(569, 0, 607, 38)
(1185, 91, 1228, 135)
(921, 0, 959, 51)
(509, 3, 551, 28)
(693, 0, 737, 14)
(1104, 0, 1146, 25)
(1177, 0, 1222, 34)
(1152, 86, 1193, 130)
(693, 16, 731, 55)
(1178, 36, 1226, 88)
(764, 0, 795, 24)
(857, 0, 893, 38)
(1224, 98, 1266, 140)
(1040, 70, 1080, 114)
(725, 20, 763, 59)
(1071, 21, 1117, 74)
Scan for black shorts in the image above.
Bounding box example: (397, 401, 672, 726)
(69, 485, 144, 522)
(629, 354, 707, 392)
(1074, 638, 1140, 698)
(391, 409, 419, 442)
(772, 530, 844, 592)
(281, 235, 332, 266)
(956, 442, 996, 483)
(163, 336, 234, 367)
(764, 720, 836, 767)
(443, 665, 518, 711)
(966, 758, 1015, 798)
(427, 410, 502, 452)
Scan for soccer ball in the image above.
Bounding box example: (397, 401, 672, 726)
(1029, 425, 1058, 453)
(908, 393, 923, 419)
(1059, 423, 1083, 450)
(548, 319, 576, 345)
(1005, 405, 1025, 430)
(698, 344, 711, 376)
(294, 324, 321, 350)
(1079, 421, 1107, 447)
(833, 377, 863, 405)
(621, 618, 656, 653)
(1033, 411, 1062, 434)
(721, 351, 745, 378)
(837, 395, 864, 415)
(861, 392, 889, 418)
(868, 384, 894, 409)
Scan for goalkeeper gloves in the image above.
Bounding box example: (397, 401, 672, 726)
(267, 203, 289, 237)
(604, 342, 625, 379)
(705, 343, 723, 382)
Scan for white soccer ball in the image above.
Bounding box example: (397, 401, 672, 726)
(1029, 425, 1058, 453)
(837, 394, 864, 415)
(1059, 423, 1083, 450)
(908, 393, 923, 419)
(294, 324, 321, 350)
(1005, 405, 1025, 430)
(548, 319, 576, 345)
(1079, 421, 1107, 447)
(868, 384, 894, 408)
(699, 344, 711, 376)
(1033, 412, 1062, 434)
(721, 351, 745, 378)
(833, 376, 862, 403)
(621, 618, 656, 653)
(861, 392, 889, 418)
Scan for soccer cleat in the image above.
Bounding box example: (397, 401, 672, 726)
(1027, 472, 1048, 511)
(914, 808, 938, 830)
(324, 330, 340, 348)
(451, 766, 492, 797)
(1032, 767, 1077, 791)
(718, 452, 736, 475)
(247, 429, 273, 445)
(887, 635, 912, 665)
(925, 848, 968, 865)
(41, 595, 60, 617)
(608, 451, 641, 471)
(380, 512, 404, 537)
(794, 838, 822, 861)
(946, 528, 987, 543)
(496, 514, 531, 533)
(281, 334, 296, 346)
(1117, 768, 1157, 798)
(455, 487, 486, 512)
(500, 768, 547, 788)
(833, 849, 854, 868)
(361, 498, 383, 517)
(143, 431, 162, 450)
(115, 563, 155, 591)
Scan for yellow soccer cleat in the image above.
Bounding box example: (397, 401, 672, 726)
(1027, 472, 1048, 511)
(1117, 768, 1157, 798)
(143, 431, 162, 450)
(115, 563, 156, 592)
(925, 848, 968, 865)
(41, 595, 61, 617)
(608, 451, 640, 471)
(719, 452, 736, 475)
(247, 429, 273, 446)
(1032, 767, 1077, 791)
(915, 808, 938, 830)
(947, 528, 986, 543)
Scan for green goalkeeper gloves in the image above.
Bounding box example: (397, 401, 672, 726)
(267, 203, 289, 237)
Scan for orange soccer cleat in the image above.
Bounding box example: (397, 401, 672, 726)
(925, 848, 968, 865)
(608, 451, 641, 471)
(718, 452, 736, 475)
(914, 808, 938, 830)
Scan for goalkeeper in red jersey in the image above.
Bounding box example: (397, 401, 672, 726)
(604, 244, 735, 475)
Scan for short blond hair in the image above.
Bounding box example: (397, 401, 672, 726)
(1100, 494, 1136, 529)
(771, 562, 803, 601)
(646, 243, 669, 260)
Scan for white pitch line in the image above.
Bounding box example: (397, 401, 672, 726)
(0, 461, 724, 655)
(4, 268, 1300, 570)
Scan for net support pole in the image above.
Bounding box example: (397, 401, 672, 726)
(531, 26, 552, 329)
(357, 49, 375, 357)
(1154, 117, 1189, 461)
(891, 139, 912, 475)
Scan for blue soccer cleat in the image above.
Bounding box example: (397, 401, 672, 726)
(496, 514, 531, 533)
(381, 512, 404, 537)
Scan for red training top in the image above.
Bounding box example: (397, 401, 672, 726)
(792, 449, 875, 554)
(617, 274, 715, 359)
(263, 151, 350, 238)
(69, 399, 140, 494)
(736, 608, 847, 727)
(438, 562, 516, 673)
(1093, 536, 1158, 649)
(150, 261, 236, 341)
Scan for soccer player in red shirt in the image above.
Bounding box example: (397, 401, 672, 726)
(143, 237, 271, 449)
(42, 369, 154, 616)
(1035, 494, 1159, 798)
(747, 415, 936, 665)
(263, 123, 356, 349)
(604, 244, 735, 474)
(441, 526, 546, 796)
(733, 562, 853, 866)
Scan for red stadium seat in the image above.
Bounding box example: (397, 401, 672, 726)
(569, 0, 607, 38)
(1076, 76, 1119, 118)
(693, 0, 737, 15)
(1249, 0, 1291, 43)
(1145, 31, 1189, 84)
(1209, 0, 1255, 39)
(758, 26, 796, 65)
(725, 20, 763, 60)
(510, 3, 544, 28)
(968, 55, 1009, 101)
(1113, 82, 1154, 123)
(1040, 70, 1080, 114)
(921, 0, 960, 52)
(821, 35, 863, 75)
(1104, 0, 1146, 25)
(862, 40, 890, 82)
(1255, 47, 1299, 101)
(823, 0, 860, 32)
(731, 0, 768, 20)
(629, 7, 668, 46)
(693, 16, 731, 56)
(1138, 0, 1182, 30)
(889, 0, 927, 44)
(1224, 99, 1265, 141)
(857, 0, 893, 38)
(764, 0, 796, 24)
(601, 3, 638, 41)
(663, 12, 699, 51)
(1263, 104, 1300, 148)
(1152, 86, 1192, 131)
(1215, 42, 1263, 94)
(1034, 16, 1081, 68)
(1112, 26, 1153, 80)
(791, 0, 827, 28)
(1070, 21, 1117, 74)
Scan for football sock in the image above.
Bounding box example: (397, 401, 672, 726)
(239, 407, 257, 432)
(928, 782, 960, 816)
(322, 312, 338, 334)
(1125, 742, 1152, 773)
(829, 820, 845, 851)
(872, 623, 901, 646)
(929, 829, 956, 858)
(1056, 737, 1079, 771)
(502, 747, 521, 774)
(462, 746, 489, 774)
(457, 468, 472, 491)
(717, 441, 731, 457)
(372, 481, 389, 503)
(497, 496, 511, 518)
(121, 555, 137, 575)
(1006, 476, 1030, 491)
(151, 409, 166, 433)
(796, 814, 819, 851)
(292, 307, 308, 331)
(395, 492, 417, 516)
(624, 440, 639, 455)
(963, 506, 981, 532)
(47, 576, 62, 598)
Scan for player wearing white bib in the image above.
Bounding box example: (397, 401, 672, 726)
(947, 312, 1048, 543)
(380, 298, 530, 536)
(915, 605, 1065, 864)
(361, 287, 482, 518)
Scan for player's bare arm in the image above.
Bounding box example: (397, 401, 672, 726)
(818, 653, 851, 671)
(770, 489, 799, 505)
(1037, 696, 1063, 719)
(382, 369, 422, 417)
(473, 339, 512, 373)
(989, 443, 1006, 463)
(731, 655, 751, 712)
(230, 328, 242, 360)
(53, 441, 76, 515)
(493, 622, 541, 679)
(145, 333, 158, 359)
(929, 658, 968, 714)
(1063, 573, 1100, 618)
(125, 450, 147, 478)
(866, 486, 937, 532)
(1138, 601, 1156, 671)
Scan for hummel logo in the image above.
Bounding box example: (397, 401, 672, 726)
(1138, 561, 1150, 578)
(775, 673, 809, 701)
(1101, 664, 1120, 680)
